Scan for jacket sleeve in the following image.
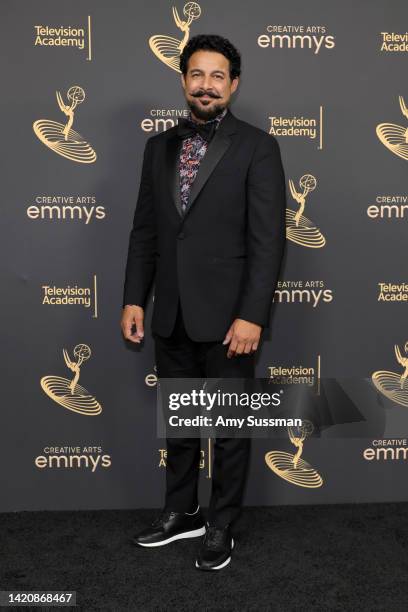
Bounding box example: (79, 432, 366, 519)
(122, 137, 157, 309)
(235, 134, 286, 328)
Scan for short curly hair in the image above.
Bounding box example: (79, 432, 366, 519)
(179, 34, 241, 80)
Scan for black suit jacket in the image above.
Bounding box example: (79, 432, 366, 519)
(122, 108, 286, 341)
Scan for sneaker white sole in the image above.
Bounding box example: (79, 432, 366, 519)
(195, 538, 235, 570)
(134, 525, 206, 547)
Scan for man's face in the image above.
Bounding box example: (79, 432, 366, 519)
(181, 50, 239, 122)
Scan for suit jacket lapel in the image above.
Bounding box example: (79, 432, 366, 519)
(166, 108, 238, 222)
(166, 136, 184, 218)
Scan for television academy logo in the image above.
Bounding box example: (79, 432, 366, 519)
(41, 344, 102, 415)
(377, 282, 408, 302)
(41, 276, 98, 317)
(33, 17, 93, 60)
(379, 32, 408, 53)
(159, 448, 205, 469)
(268, 107, 324, 148)
(268, 356, 321, 390)
(149, 2, 202, 73)
(33, 85, 97, 163)
(159, 438, 212, 478)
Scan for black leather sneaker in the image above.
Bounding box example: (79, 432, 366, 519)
(195, 523, 234, 570)
(132, 505, 205, 547)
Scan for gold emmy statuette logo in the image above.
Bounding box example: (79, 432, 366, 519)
(149, 2, 201, 73)
(40, 344, 102, 415)
(33, 85, 97, 163)
(376, 95, 408, 161)
(287, 174, 326, 248)
(372, 341, 408, 406)
(265, 420, 323, 488)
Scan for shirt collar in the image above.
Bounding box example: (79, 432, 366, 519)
(187, 106, 228, 131)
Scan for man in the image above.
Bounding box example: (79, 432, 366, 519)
(121, 34, 286, 570)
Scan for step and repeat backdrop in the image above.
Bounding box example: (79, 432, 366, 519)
(2, 0, 407, 511)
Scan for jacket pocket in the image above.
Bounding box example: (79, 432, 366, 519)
(212, 254, 246, 263)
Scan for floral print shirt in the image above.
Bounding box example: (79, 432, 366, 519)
(179, 107, 227, 214)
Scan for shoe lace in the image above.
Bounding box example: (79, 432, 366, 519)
(203, 525, 228, 550)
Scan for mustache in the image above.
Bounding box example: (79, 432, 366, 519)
(190, 89, 221, 99)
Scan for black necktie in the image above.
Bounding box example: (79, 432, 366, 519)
(177, 117, 217, 143)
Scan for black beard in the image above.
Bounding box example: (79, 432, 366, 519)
(186, 97, 227, 121)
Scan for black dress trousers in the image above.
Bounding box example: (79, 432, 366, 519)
(153, 297, 255, 528)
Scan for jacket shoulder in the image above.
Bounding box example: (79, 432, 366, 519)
(145, 125, 178, 146)
(235, 116, 279, 145)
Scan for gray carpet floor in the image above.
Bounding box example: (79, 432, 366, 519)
(2, 503, 408, 611)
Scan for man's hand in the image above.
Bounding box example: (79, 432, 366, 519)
(121, 305, 145, 344)
(222, 318, 262, 358)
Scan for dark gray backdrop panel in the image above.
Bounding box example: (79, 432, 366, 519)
(1, 0, 406, 511)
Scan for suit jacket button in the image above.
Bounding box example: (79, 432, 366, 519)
(178, 232, 185, 239)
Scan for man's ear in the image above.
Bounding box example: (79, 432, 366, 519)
(181, 74, 186, 90)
